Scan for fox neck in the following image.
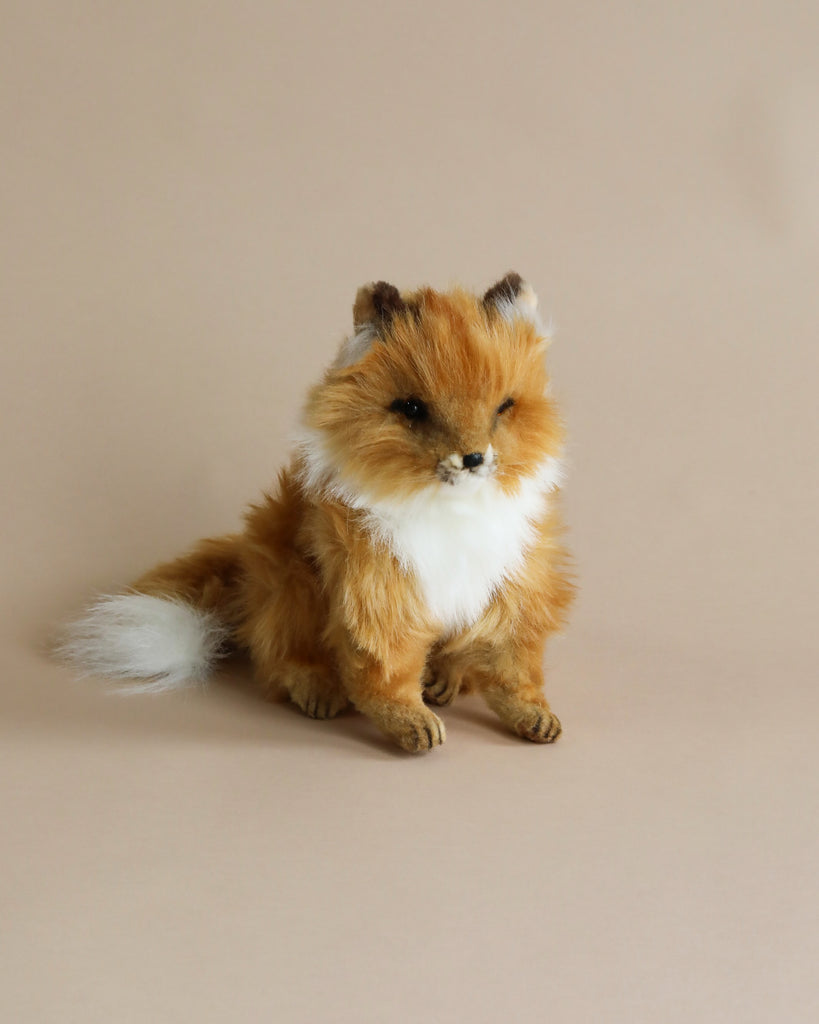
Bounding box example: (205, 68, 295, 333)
(295, 427, 563, 632)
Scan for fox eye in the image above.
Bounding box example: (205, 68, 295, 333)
(390, 397, 429, 422)
(497, 397, 515, 415)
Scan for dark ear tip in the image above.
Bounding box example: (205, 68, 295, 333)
(372, 281, 400, 300)
(483, 272, 524, 307)
(371, 281, 405, 319)
(353, 281, 407, 327)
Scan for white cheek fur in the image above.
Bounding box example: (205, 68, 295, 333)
(295, 427, 564, 633)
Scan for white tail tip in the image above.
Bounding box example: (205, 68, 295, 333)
(57, 593, 229, 693)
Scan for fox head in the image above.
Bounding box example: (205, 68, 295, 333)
(298, 274, 565, 504)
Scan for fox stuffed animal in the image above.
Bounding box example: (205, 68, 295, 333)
(62, 273, 574, 753)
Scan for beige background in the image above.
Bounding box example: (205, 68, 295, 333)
(2, 2, 818, 1021)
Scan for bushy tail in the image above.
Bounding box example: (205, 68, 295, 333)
(58, 535, 244, 693)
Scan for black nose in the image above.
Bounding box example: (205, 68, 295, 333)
(462, 452, 484, 469)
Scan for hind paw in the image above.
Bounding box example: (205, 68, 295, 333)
(286, 667, 349, 720)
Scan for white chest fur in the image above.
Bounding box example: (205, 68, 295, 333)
(296, 429, 562, 633)
(360, 461, 561, 632)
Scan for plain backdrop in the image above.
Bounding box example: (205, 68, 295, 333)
(1, 2, 817, 1022)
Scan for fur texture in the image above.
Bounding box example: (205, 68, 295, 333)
(58, 593, 229, 693)
(62, 276, 574, 752)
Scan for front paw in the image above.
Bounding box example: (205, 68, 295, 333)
(514, 706, 562, 744)
(391, 706, 447, 753)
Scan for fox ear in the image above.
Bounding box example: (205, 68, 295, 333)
(483, 272, 541, 326)
(353, 281, 407, 328)
(335, 281, 407, 368)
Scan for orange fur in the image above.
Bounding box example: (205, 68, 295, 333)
(126, 276, 574, 752)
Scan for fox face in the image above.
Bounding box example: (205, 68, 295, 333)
(298, 274, 565, 505)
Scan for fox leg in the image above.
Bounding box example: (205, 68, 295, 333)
(336, 637, 445, 753)
(476, 642, 561, 743)
(239, 546, 349, 720)
(481, 673, 562, 743)
(422, 649, 560, 742)
(248, 639, 349, 720)
(432, 632, 561, 743)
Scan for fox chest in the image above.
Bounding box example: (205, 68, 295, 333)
(362, 488, 548, 634)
